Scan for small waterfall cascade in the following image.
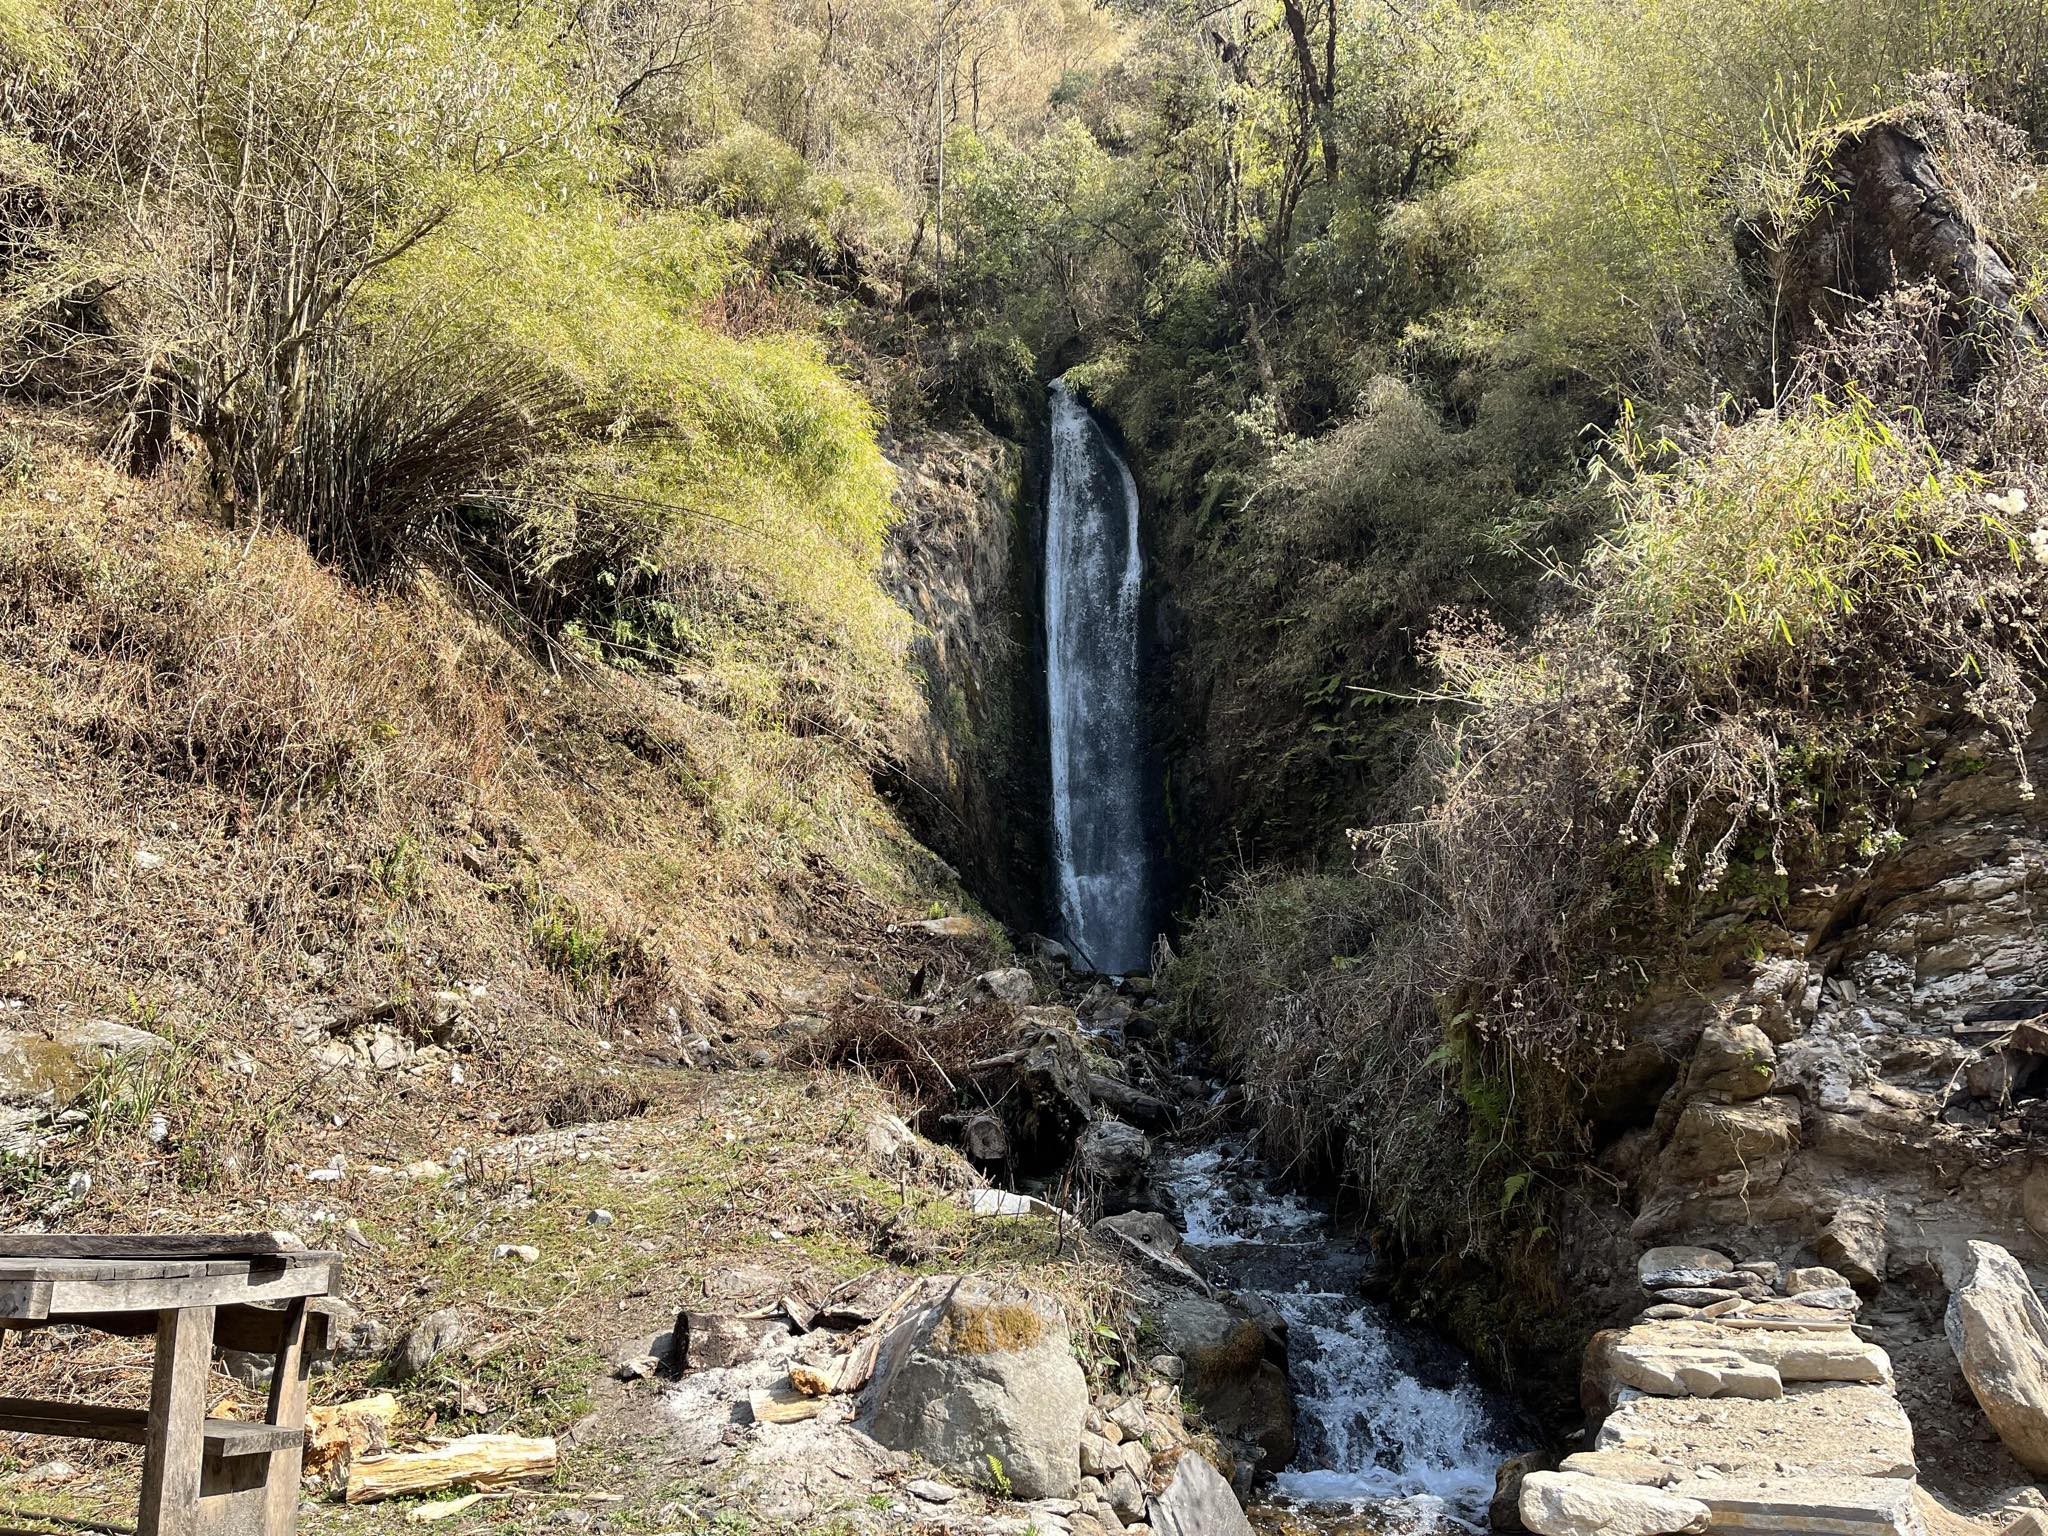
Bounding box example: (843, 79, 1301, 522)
(1159, 1141, 1514, 1530)
(1043, 378, 1153, 974)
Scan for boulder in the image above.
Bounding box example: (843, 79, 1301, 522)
(0, 1019, 170, 1109)
(863, 1275, 1087, 1499)
(1519, 1472, 1710, 1536)
(972, 968, 1036, 1006)
(1075, 1117, 1149, 1196)
(1148, 1453, 1255, 1536)
(392, 1307, 471, 1381)
(1153, 1295, 1294, 1469)
(1945, 1241, 2048, 1473)
(1639, 1247, 1737, 1291)
(1491, 1451, 1555, 1532)
(1658, 1097, 1800, 1186)
(1685, 1021, 1778, 1102)
(1818, 1204, 1888, 1292)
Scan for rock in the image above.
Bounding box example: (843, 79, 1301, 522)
(1657, 1097, 1800, 1186)
(1685, 1021, 1778, 1101)
(1095, 1210, 1180, 1256)
(863, 1275, 1087, 1499)
(973, 968, 1036, 1006)
(0, 1018, 171, 1111)
(962, 1112, 1012, 1163)
(677, 1312, 790, 1371)
(1076, 1118, 1150, 1192)
(1734, 1260, 1781, 1289)
(491, 1243, 539, 1264)
(1147, 1453, 1254, 1536)
(1945, 1240, 2048, 1473)
(1081, 1433, 1122, 1479)
(1785, 1266, 1851, 1295)
(1785, 1286, 1860, 1313)
(1152, 1296, 1292, 1470)
(315, 1298, 389, 1363)
(1107, 1468, 1146, 1520)
(393, 1308, 471, 1381)
(1107, 1398, 1149, 1440)
(1518, 1472, 1710, 1536)
(1639, 1247, 1737, 1291)
(1149, 1354, 1185, 1383)
(906, 1479, 962, 1504)
(1656, 1288, 1742, 1307)
(586, 1209, 613, 1228)
(1557, 1451, 1679, 1486)
(866, 1112, 919, 1165)
(1491, 1451, 1554, 1532)
(1596, 1383, 1914, 1479)
(1817, 1204, 1887, 1292)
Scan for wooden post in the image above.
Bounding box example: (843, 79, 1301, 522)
(140, 1305, 216, 1536)
(262, 1298, 310, 1536)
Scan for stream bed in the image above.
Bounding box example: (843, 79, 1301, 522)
(1156, 1141, 1515, 1534)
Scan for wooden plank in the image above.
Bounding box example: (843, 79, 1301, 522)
(0, 1301, 317, 1347)
(139, 1306, 214, 1536)
(204, 1421, 301, 1458)
(0, 1235, 300, 1263)
(0, 1397, 147, 1445)
(42, 1260, 338, 1316)
(0, 1400, 294, 1458)
(261, 1298, 310, 1536)
(0, 1281, 52, 1322)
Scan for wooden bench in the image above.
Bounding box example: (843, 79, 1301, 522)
(0, 1235, 341, 1536)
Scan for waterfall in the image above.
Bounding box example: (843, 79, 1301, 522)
(1044, 378, 1153, 975)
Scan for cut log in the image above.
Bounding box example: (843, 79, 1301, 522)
(304, 1393, 399, 1482)
(344, 1435, 556, 1503)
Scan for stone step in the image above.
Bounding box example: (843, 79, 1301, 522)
(1597, 1382, 1916, 1481)
(1662, 1474, 1926, 1536)
(1589, 1326, 1894, 1412)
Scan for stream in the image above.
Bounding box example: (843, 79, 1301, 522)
(1042, 376, 1514, 1532)
(1157, 1140, 1514, 1532)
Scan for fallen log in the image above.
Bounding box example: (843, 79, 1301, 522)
(345, 1435, 557, 1503)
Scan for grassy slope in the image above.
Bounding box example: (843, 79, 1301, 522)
(0, 406, 1105, 1533)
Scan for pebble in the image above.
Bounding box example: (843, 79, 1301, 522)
(906, 1479, 960, 1504)
(492, 1243, 540, 1263)
(587, 1209, 614, 1227)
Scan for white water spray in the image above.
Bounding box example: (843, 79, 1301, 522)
(1044, 378, 1152, 974)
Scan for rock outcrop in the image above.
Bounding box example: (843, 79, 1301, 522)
(1555, 713, 2048, 1497)
(862, 1274, 1088, 1499)
(882, 423, 1045, 927)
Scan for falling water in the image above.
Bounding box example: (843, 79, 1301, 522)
(1044, 378, 1152, 975)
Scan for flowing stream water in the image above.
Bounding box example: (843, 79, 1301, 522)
(1043, 377, 1513, 1529)
(1043, 378, 1153, 975)
(1158, 1142, 1513, 1532)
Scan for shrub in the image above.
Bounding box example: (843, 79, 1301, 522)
(1460, 0, 2048, 374)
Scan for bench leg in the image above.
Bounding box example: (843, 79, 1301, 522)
(140, 1305, 216, 1536)
(262, 1299, 309, 1536)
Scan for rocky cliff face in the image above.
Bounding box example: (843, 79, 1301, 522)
(881, 423, 1047, 928)
(1561, 712, 2048, 1500)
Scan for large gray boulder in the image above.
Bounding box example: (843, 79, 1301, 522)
(1945, 1240, 2048, 1473)
(1148, 1452, 1254, 1536)
(862, 1275, 1086, 1498)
